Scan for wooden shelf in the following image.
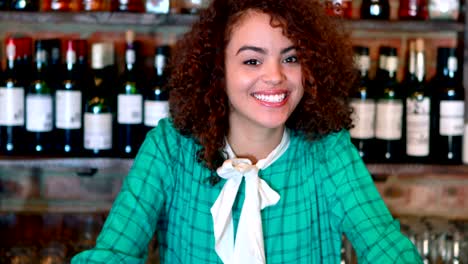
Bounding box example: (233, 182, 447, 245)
(367, 163, 468, 176)
(0, 198, 112, 213)
(0, 11, 198, 26)
(0, 157, 467, 176)
(0, 157, 133, 170)
(0, 11, 463, 32)
(346, 19, 464, 32)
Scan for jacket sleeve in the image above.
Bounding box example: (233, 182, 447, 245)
(323, 130, 422, 264)
(71, 120, 176, 264)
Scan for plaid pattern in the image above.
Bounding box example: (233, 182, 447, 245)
(72, 118, 422, 264)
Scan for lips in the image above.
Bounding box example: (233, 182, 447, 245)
(251, 91, 289, 106)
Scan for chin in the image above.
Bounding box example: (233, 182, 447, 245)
(256, 116, 289, 130)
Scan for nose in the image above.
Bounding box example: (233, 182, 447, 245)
(262, 60, 285, 85)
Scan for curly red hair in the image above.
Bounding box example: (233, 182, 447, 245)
(169, 0, 357, 178)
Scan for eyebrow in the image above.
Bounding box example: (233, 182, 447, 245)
(236, 45, 296, 55)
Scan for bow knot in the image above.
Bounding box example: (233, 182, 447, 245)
(210, 130, 290, 264)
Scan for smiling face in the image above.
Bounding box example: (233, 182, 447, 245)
(225, 10, 304, 133)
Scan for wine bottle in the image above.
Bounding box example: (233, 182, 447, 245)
(374, 46, 390, 86)
(0, 0, 8, 10)
(113, 0, 144, 12)
(25, 40, 54, 154)
(360, 0, 390, 20)
(10, 0, 39, 10)
(398, 0, 428, 20)
(405, 39, 431, 163)
(431, 47, 464, 164)
(350, 46, 375, 162)
(117, 31, 143, 158)
(375, 47, 404, 162)
(43, 39, 62, 91)
(324, 0, 353, 18)
(82, 0, 109, 11)
(0, 37, 26, 155)
(144, 44, 171, 133)
(84, 42, 115, 157)
(55, 39, 87, 156)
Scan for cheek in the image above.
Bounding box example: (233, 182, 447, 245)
(226, 69, 258, 93)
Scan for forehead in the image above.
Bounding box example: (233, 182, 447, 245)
(227, 10, 290, 46)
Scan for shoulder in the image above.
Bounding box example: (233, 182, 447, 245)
(142, 118, 199, 160)
(310, 129, 353, 161)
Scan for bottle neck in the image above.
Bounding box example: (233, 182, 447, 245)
(386, 55, 398, 80)
(408, 50, 425, 83)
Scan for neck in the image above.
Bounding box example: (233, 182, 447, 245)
(227, 122, 285, 164)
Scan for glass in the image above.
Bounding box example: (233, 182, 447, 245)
(9, 247, 35, 264)
(39, 243, 66, 264)
(428, 0, 460, 20)
(145, 0, 170, 14)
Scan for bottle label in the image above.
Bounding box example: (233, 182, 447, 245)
(349, 99, 375, 139)
(26, 95, 53, 132)
(406, 97, 431, 156)
(84, 113, 113, 150)
(439, 100, 464, 136)
(144, 100, 169, 127)
(56, 90, 82, 129)
(118, 94, 143, 124)
(376, 99, 403, 140)
(463, 124, 468, 164)
(0, 87, 24, 126)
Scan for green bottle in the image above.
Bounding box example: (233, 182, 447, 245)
(83, 42, 115, 157)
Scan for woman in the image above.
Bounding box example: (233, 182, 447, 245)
(72, 0, 422, 263)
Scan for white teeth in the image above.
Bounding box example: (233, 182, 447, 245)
(253, 93, 287, 103)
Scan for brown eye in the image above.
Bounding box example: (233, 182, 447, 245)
(284, 56, 298, 63)
(244, 59, 261, 65)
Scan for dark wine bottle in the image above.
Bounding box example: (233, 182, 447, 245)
(25, 40, 54, 155)
(398, 0, 428, 20)
(431, 47, 464, 164)
(144, 44, 171, 134)
(112, 0, 144, 12)
(360, 0, 390, 20)
(350, 46, 375, 162)
(83, 42, 115, 157)
(375, 47, 404, 162)
(117, 31, 143, 158)
(10, 0, 39, 11)
(0, 0, 8, 10)
(0, 37, 26, 155)
(376, 46, 389, 81)
(405, 39, 431, 163)
(55, 39, 87, 156)
(43, 39, 62, 90)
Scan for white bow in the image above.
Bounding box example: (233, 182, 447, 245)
(210, 130, 290, 264)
